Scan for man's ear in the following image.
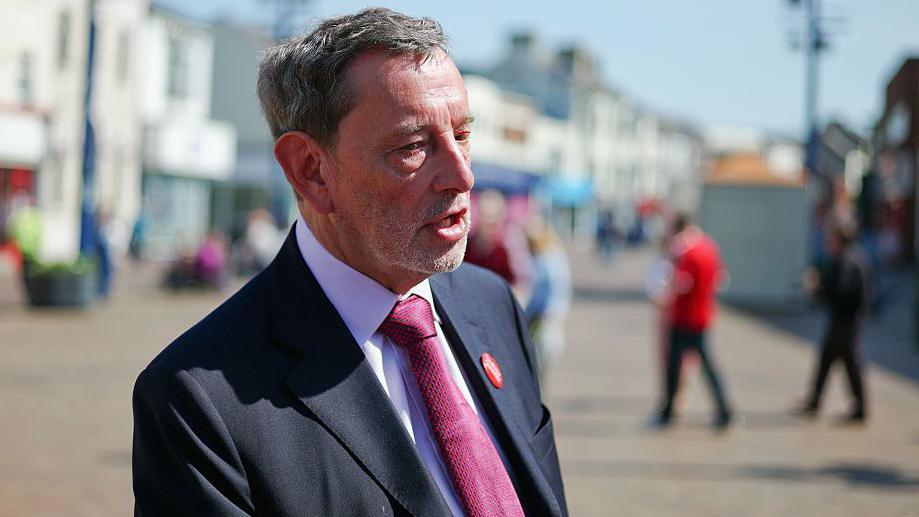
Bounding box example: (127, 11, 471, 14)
(274, 131, 334, 214)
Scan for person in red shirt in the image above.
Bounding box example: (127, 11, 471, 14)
(657, 214, 733, 429)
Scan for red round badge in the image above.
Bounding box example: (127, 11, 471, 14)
(480, 353, 503, 389)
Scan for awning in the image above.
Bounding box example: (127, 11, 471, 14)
(472, 162, 542, 195)
(547, 175, 594, 206)
(0, 110, 46, 168)
(144, 119, 237, 180)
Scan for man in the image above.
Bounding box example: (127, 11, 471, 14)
(132, 8, 567, 517)
(798, 216, 869, 423)
(657, 214, 732, 429)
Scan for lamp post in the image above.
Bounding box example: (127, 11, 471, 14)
(788, 0, 827, 179)
(78, 0, 98, 256)
(788, 0, 840, 265)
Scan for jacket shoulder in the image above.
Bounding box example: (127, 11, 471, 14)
(143, 270, 274, 374)
(440, 261, 513, 298)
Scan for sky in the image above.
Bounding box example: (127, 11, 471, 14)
(157, 0, 919, 139)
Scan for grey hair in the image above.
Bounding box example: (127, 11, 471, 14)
(257, 7, 449, 146)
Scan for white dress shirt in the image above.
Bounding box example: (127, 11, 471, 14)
(294, 215, 510, 516)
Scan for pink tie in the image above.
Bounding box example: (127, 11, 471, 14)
(379, 295, 525, 517)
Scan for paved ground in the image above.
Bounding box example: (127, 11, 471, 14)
(546, 247, 919, 517)
(1, 248, 917, 516)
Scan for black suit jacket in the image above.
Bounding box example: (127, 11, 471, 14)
(132, 227, 567, 516)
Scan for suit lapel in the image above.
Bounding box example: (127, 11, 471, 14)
(268, 228, 449, 517)
(431, 272, 562, 517)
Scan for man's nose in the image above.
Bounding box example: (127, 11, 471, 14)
(432, 137, 474, 193)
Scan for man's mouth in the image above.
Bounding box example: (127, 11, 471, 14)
(425, 207, 469, 240)
(431, 209, 465, 228)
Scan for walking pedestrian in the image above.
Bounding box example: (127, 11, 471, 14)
(524, 215, 572, 378)
(656, 213, 733, 429)
(797, 216, 870, 423)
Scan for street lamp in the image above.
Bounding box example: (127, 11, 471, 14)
(78, 0, 98, 256)
(786, 0, 828, 179)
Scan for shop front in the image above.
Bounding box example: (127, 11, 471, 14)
(0, 110, 46, 253)
(142, 119, 236, 259)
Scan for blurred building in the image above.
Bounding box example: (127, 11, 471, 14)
(0, 1, 238, 262)
(479, 34, 595, 237)
(91, 0, 148, 256)
(701, 152, 808, 310)
(649, 118, 704, 215)
(705, 126, 804, 177)
(462, 73, 557, 225)
(482, 32, 704, 240)
(208, 21, 284, 236)
(0, 1, 50, 254)
(819, 121, 870, 198)
(0, 0, 147, 261)
(139, 5, 237, 259)
(873, 57, 919, 262)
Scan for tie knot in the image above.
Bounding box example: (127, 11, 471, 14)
(378, 295, 438, 348)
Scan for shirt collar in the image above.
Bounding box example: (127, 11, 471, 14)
(294, 214, 437, 346)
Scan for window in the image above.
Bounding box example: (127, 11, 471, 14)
(19, 52, 33, 105)
(167, 35, 188, 99)
(58, 11, 70, 68)
(116, 30, 130, 83)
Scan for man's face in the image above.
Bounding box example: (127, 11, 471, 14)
(323, 49, 474, 290)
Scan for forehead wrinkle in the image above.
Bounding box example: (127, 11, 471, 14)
(342, 50, 469, 146)
(391, 97, 468, 136)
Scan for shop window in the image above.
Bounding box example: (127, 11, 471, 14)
(19, 52, 33, 106)
(58, 11, 70, 68)
(167, 35, 189, 99)
(117, 30, 130, 84)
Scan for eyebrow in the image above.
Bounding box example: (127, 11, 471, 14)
(395, 115, 476, 136)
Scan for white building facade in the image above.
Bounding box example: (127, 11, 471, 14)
(139, 6, 236, 258)
(0, 0, 147, 261)
(480, 33, 705, 239)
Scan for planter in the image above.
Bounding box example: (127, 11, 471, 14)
(24, 268, 96, 308)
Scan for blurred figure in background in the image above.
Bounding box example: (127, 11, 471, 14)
(235, 208, 283, 275)
(194, 230, 230, 290)
(798, 215, 870, 423)
(94, 208, 114, 299)
(7, 193, 41, 270)
(657, 213, 733, 429)
(129, 210, 148, 262)
(524, 215, 572, 377)
(163, 230, 229, 290)
(595, 207, 618, 264)
(645, 227, 681, 407)
(464, 189, 528, 290)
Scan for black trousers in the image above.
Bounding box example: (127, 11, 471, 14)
(660, 327, 731, 419)
(807, 318, 866, 415)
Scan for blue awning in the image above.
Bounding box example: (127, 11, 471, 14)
(472, 162, 542, 195)
(547, 176, 594, 206)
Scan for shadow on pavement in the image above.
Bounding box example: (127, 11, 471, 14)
(563, 459, 919, 491)
(552, 394, 652, 415)
(552, 400, 816, 437)
(654, 409, 810, 431)
(550, 394, 654, 438)
(573, 286, 648, 304)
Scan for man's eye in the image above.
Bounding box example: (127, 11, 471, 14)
(455, 131, 471, 142)
(402, 141, 424, 152)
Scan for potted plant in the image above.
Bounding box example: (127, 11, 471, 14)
(23, 256, 96, 307)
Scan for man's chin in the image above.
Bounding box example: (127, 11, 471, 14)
(425, 236, 468, 274)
